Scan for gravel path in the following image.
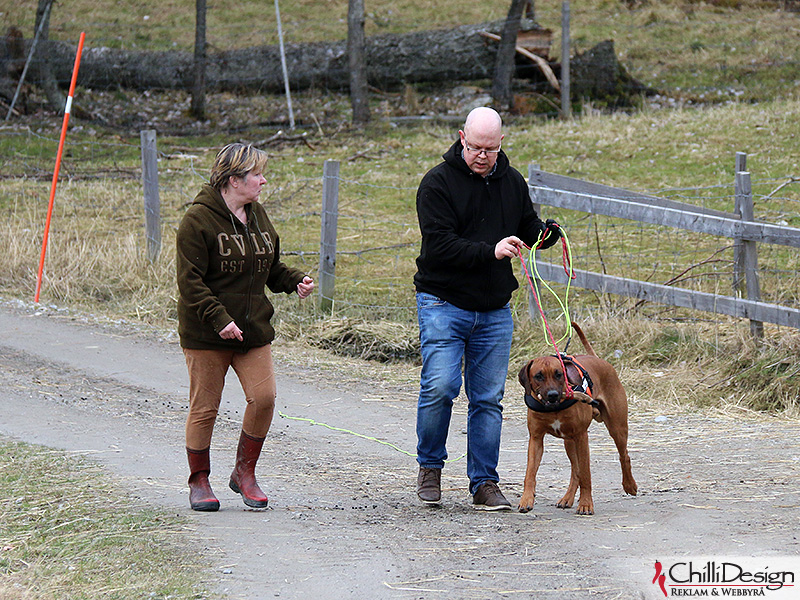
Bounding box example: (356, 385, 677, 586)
(1, 302, 798, 599)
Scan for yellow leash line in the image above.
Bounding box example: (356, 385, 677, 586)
(278, 411, 466, 463)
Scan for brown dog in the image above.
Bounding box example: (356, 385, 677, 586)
(517, 322, 637, 515)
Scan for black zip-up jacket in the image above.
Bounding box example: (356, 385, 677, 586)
(176, 183, 305, 351)
(414, 139, 554, 311)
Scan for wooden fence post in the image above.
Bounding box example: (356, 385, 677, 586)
(735, 151, 747, 174)
(140, 129, 161, 262)
(318, 160, 340, 313)
(735, 169, 764, 339)
(560, 1, 571, 120)
(732, 151, 747, 294)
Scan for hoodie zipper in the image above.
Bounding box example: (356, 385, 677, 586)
(229, 211, 254, 349)
(483, 175, 493, 309)
(241, 215, 258, 348)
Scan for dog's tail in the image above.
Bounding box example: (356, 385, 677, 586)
(571, 321, 598, 357)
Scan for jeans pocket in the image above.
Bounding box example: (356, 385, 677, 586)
(416, 292, 447, 310)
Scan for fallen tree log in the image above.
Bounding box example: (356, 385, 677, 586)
(16, 19, 648, 106)
(479, 31, 560, 91)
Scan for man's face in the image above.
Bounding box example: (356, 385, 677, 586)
(460, 129, 503, 177)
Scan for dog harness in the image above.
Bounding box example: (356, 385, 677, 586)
(524, 353, 598, 413)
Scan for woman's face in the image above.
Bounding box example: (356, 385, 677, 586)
(237, 170, 267, 203)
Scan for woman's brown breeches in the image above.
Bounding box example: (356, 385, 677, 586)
(183, 345, 276, 451)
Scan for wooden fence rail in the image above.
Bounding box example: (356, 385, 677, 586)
(527, 157, 800, 333)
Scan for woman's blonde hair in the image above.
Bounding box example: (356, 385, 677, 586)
(209, 143, 268, 191)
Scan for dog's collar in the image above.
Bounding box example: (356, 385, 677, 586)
(555, 353, 594, 397)
(524, 392, 579, 413)
(524, 392, 600, 413)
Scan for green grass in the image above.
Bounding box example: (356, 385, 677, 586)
(1, 1, 799, 414)
(4, 0, 799, 103)
(2, 95, 799, 415)
(0, 439, 215, 600)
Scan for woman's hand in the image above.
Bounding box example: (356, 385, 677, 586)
(297, 276, 315, 300)
(219, 320, 244, 341)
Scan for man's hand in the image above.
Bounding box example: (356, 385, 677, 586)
(494, 236, 523, 260)
(538, 219, 563, 249)
(544, 219, 562, 240)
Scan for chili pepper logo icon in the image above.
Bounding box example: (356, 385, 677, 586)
(652, 560, 668, 597)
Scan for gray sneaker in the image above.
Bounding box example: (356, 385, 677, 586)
(417, 467, 442, 504)
(472, 481, 512, 511)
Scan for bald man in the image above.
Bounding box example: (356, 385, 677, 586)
(413, 107, 562, 510)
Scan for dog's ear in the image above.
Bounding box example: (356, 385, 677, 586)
(518, 360, 534, 390)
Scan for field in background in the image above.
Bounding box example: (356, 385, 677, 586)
(0, 0, 798, 414)
(3, 0, 800, 104)
(2, 94, 799, 413)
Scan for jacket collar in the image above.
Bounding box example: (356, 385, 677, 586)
(442, 139, 510, 180)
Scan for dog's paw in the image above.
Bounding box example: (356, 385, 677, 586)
(623, 478, 638, 496)
(575, 503, 595, 516)
(518, 495, 535, 513)
(556, 495, 574, 509)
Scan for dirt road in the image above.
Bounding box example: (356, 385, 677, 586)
(1, 300, 798, 599)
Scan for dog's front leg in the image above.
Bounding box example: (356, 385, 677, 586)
(557, 438, 580, 509)
(573, 431, 594, 515)
(519, 433, 544, 513)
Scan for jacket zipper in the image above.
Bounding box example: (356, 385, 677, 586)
(242, 218, 256, 348)
(483, 176, 492, 309)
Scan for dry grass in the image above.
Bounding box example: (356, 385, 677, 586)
(296, 317, 420, 362)
(2, 97, 799, 416)
(0, 439, 214, 600)
(0, 178, 180, 328)
(1, 3, 799, 419)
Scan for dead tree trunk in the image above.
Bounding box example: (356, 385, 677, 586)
(31, 0, 62, 113)
(190, 0, 207, 120)
(1, 27, 27, 113)
(492, 0, 527, 110)
(568, 40, 646, 106)
(348, 0, 370, 126)
(525, 0, 536, 19)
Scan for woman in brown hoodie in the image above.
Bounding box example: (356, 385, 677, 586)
(177, 143, 314, 511)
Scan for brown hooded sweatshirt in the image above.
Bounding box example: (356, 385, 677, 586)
(176, 183, 305, 351)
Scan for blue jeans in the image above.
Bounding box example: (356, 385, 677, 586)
(415, 292, 514, 495)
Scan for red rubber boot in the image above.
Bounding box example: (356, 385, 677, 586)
(186, 447, 220, 512)
(229, 431, 269, 508)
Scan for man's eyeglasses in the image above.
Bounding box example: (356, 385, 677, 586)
(464, 140, 501, 156)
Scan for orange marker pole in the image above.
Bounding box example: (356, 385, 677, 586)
(35, 32, 86, 303)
